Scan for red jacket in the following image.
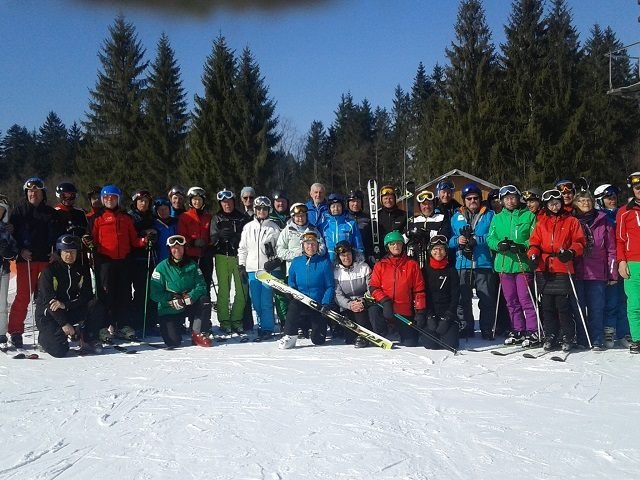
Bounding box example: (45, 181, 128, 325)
(527, 211, 585, 274)
(616, 201, 640, 262)
(369, 254, 426, 316)
(92, 208, 145, 260)
(177, 208, 212, 258)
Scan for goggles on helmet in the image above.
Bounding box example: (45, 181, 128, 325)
(254, 196, 272, 209)
(557, 182, 575, 194)
(380, 185, 396, 197)
(335, 242, 352, 255)
(498, 185, 520, 199)
(416, 190, 435, 203)
(521, 190, 540, 201)
(290, 203, 308, 215)
(429, 235, 448, 248)
(166, 235, 187, 247)
(216, 189, 235, 201)
(24, 178, 45, 190)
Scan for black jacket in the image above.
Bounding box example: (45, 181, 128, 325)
(35, 260, 93, 325)
(10, 201, 57, 263)
(378, 206, 407, 239)
(422, 261, 459, 319)
(211, 210, 250, 256)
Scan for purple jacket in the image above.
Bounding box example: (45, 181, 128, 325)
(575, 211, 617, 282)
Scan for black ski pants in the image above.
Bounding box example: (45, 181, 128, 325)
(368, 306, 418, 347)
(158, 298, 207, 347)
(130, 257, 157, 332)
(341, 309, 373, 344)
(97, 257, 131, 329)
(284, 301, 326, 345)
(37, 306, 98, 358)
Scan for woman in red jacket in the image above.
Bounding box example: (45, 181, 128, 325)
(527, 189, 586, 352)
(369, 231, 426, 347)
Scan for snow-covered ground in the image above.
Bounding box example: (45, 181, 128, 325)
(2, 279, 640, 479)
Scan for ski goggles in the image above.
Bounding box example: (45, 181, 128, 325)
(216, 190, 235, 201)
(132, 190, 152, 202)
(335, 242, 352, 255)
(254, 196, 272, 209)
(436, 180, 454, 192)
(416, 190, 435, 203)
(59, 192, 76, 201)
(24, 179, 45, 190)
(429, 235, 448, 248)
(290, 203, 308, 215)
(301, 232, 319, 243)
(521, 190, 540, 201)
(629, 175, 640, 187)
(541, 189, 562, 202)
(380, 185, 396, 197)
(166, 235, 187, 247)
(556, 182, 575, 194)
(498, 185, 520, 199)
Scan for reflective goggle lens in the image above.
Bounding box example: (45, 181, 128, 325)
(217, 190, 234, 201)
(380, 186, 396, 197)
(25, 180, 45, 190)
(557, 183, 575, 193)
(416, 190, 435, 203)
(522, 191, 539, 201)
(429, 235, 448, 247)
(336, 244, 351, 254)
(167, 235, 187, 247)
(302, 233, 318, 243)
(291, 205, 308, 215)
(630, 175, 640, 186)
(499, 185, 519, 198)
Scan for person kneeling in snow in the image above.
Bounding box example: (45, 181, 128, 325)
(35, 234, 98, 357)
(279, 230, 334, 349)
(150, 235, 211, 348)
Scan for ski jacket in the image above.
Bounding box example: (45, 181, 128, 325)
(378, 206, 407, 239)
(170, 207, 186, 219)
(129, 208, 156, 262)
(269, 210, 289, 229)
(91, 207, 146, 261)
(305, 199, 328, 227)
(348, 210, 374, 259)
(487, 207, 536, 273)
(527, 211, 586, 274)
(210, 209, 249, 257)
(10, 201, 57, 263)
(150, 257, 208, 317)
(574, 211, 617, 281)
(177, 208, 212, 259)
(35, 260, 93, 324)
(276, 220, 326, 274)
(320, 213, 364, 262)
(0, 222, 18, 274)
(600, 207, 618, 226)
(435, 199, 461, 223)
(288, 253, 334, 305)
(53, 204, 89, 238)
(423, 260, 459, 318)
(369, 253, 426, 316)
(153, 217, 178, 263)
(333, 260, 371, 311)
(411, 212, 452, 240)
(616, 201, 640, 263)
(449, 206, 494, 270)
(238, 217, 281, 273)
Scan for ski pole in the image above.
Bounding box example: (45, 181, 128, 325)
(568, 273, 592, 349)
(514, 252, 544, 339)
(27, 259, 35, 348)
(142, 243, 152, 339)
(491, 248, 507, 338)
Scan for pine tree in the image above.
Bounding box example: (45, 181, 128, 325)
(186, 35, 237, 192)
(141, 33, 189, 192)
(302, 120, 330, 188)
(0, 125, 37, 182)
(372, 107, 393, 183)
(37, 111, 68, 178)
(389, 85, 412, 186)
(78, 15, 148, 194)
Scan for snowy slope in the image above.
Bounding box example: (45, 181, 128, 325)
(2, 279, 640, 479)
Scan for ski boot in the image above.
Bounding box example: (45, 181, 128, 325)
(603, 327, 615, 349)
(504, 331, 524, 345)
(561, 335, 575, 353)
(10, 333, 24, 349)
(278, 335, 297, 350)
(543, 334, 556, 351)
(629, 340, 640, 355)
(192, 331, 213, 347)
(619, 335, 632, 349)
(521, 331, 540, 348)
(98, 327, 114, 344)
(354, 336, 369, 349)
(118, 326, 137, 341)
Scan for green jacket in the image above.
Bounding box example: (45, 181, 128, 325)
(150, 257, 208, 317)
(487, 207, 536, 273)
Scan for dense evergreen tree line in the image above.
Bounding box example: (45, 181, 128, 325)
(1, 0, 638, 208)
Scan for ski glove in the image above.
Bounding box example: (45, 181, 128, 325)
(145, 230, 158, 245)
(426, 314, 438, 332)
(193, 238, 207, 248)
(263, 259, 281, 273)
(381, 299, 394, 321)
(557, 249, 574, 263)
(169, 298, 185, 310)
(182, 294, 193, 306)
(436, 316, 451, 336)
(528, 254, 539, 270)
(497, 239, 513, 252)
(238, 266, 248, 283)
(509, 243, 527, 254)
(414, 311, 426, 329)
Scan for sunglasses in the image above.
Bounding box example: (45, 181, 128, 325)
(242, 196, 254, 201)
(541, 189, 562, 202)
(416, 190, 435, 203)
(499, 185, 520, 198)
(217, 190, 235, 201)
(167, 235, 187, 247)
(25, 180, 45, 190)
(465, 196, 480, 202)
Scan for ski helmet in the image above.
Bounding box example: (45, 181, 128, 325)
(300, 228, 319, 245)
(101, 185, 122, 204)
(187, 187, 206, 207)
(290, 202, 308, 215)
(498, 185, 521, 200)
(488, 188, 500, 202)
(327, 193, 345, 208)
(521, 188, 542, 202)
(23, 177, 45, 191)
(627, 172, 640, 189)
(541, 189, 562, 205)
(436, 179, 454, 193)
(347, 190, 364, 202)
(56, 182, 78, 200)
(131, 189, 152, 203)
(334, 240, 353, 256)
(272, 190, 288, 202)
(153, 197, 171, 215)
(379, 185, 396, 199)
(555, 179, 575, 194)
(576, 177, 590, 192)
(461, 182, 482, 199)
(384, 230, 405, 247)
(168, 185, 185, 198)
(253, 196, 272, 212)
(56, 234, 80, 252)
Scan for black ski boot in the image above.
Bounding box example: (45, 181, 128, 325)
(630, 341, 640, 355)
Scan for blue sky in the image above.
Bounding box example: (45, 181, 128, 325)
(0, 0, 638, 143)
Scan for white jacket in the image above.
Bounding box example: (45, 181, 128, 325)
(238, 218, 281, 273)
(276, 220, 327, 275)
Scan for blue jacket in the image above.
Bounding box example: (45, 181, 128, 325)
(449, 206, 495, 270)
(288, 253, 334, 305)
(305, 200, 328, 227)
(154, 217, 178, 263)
(320, 213, 364, 262)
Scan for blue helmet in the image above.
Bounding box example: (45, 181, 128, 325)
(436, 179, 454, 193)
(327, 193, 345, 210)
(153, 197, 171, 215)
(101, 185, 122, 201)
(56, 234, 80, 252)
(461, 182, 482, 199)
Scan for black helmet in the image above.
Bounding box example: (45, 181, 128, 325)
(272, 190, 289, 202)
(334, 240, 353, 256)
(56, 182, 78, 200)
(347, 190, 364, 201)
(168, 185, 185, 198)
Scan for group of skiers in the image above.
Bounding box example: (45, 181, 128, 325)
(1, 171, 639, 357)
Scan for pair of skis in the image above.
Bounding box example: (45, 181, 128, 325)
(470, 344, 571, 362)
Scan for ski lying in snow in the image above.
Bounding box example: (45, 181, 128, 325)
(469, 344, 517, 353)
(257, 272, 393, 350)
(490, 345, 535, 356)
(368, 179, 380, 259)
(550, 352, 571, 362)
(12, 348, 39, 360)
(110, 345, 138, 354)
(523, 350, 553, 359)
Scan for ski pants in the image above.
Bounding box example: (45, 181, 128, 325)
(214, 254, 246, 330)
(96, 257, 132, 329)
(284, 301, 327, 345)
(499, 272, 538, 333)
(369, 306, 418, 347)
(130, 256, 157, 333)
(421, 318, 459, 350)
(624, 261, 640, 342)
(158, 298, 208, 347)
(8, 261, 48, 336)
(342, 309, 373, 344)
(605, 280, 629, 339)
(458, 268, 496, 336)
(37, 305, 97, 358)
(248, 272, 275, 332)
(270, 270, 288, 328)
(0, 271, 9, 337)
(574, 279, 606, 345)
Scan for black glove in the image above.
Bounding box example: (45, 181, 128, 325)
(460, 225, 473, 238)
(219, 229, 234, 242)
(458, 319, 467, 332)
(0, 238, 9, 254)
(426, 314, 438, 332)
(238, 265, 248, 283)
(381, 299, 394, 321)
(264, 243, 276, 258)
(558, 249, 574, 263)
(320, 304, 333, 315)
(144, 229, 158, 245)
(263, 258, 281, 273)
(193, 238, 207, 248)
(465, 236, 477, 250)
(497, 239, 512, 252)
(414, 311, 426, 329)
(529, 254, 539, 270)
(436, 316, 452, 335)
(509, 243, 526, 254)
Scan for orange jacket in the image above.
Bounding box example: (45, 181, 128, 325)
(177, 208, 212, 258)
(369, 254, 426, 316)
(92, 208, 145, 260)
(527, 211, 585, 274)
